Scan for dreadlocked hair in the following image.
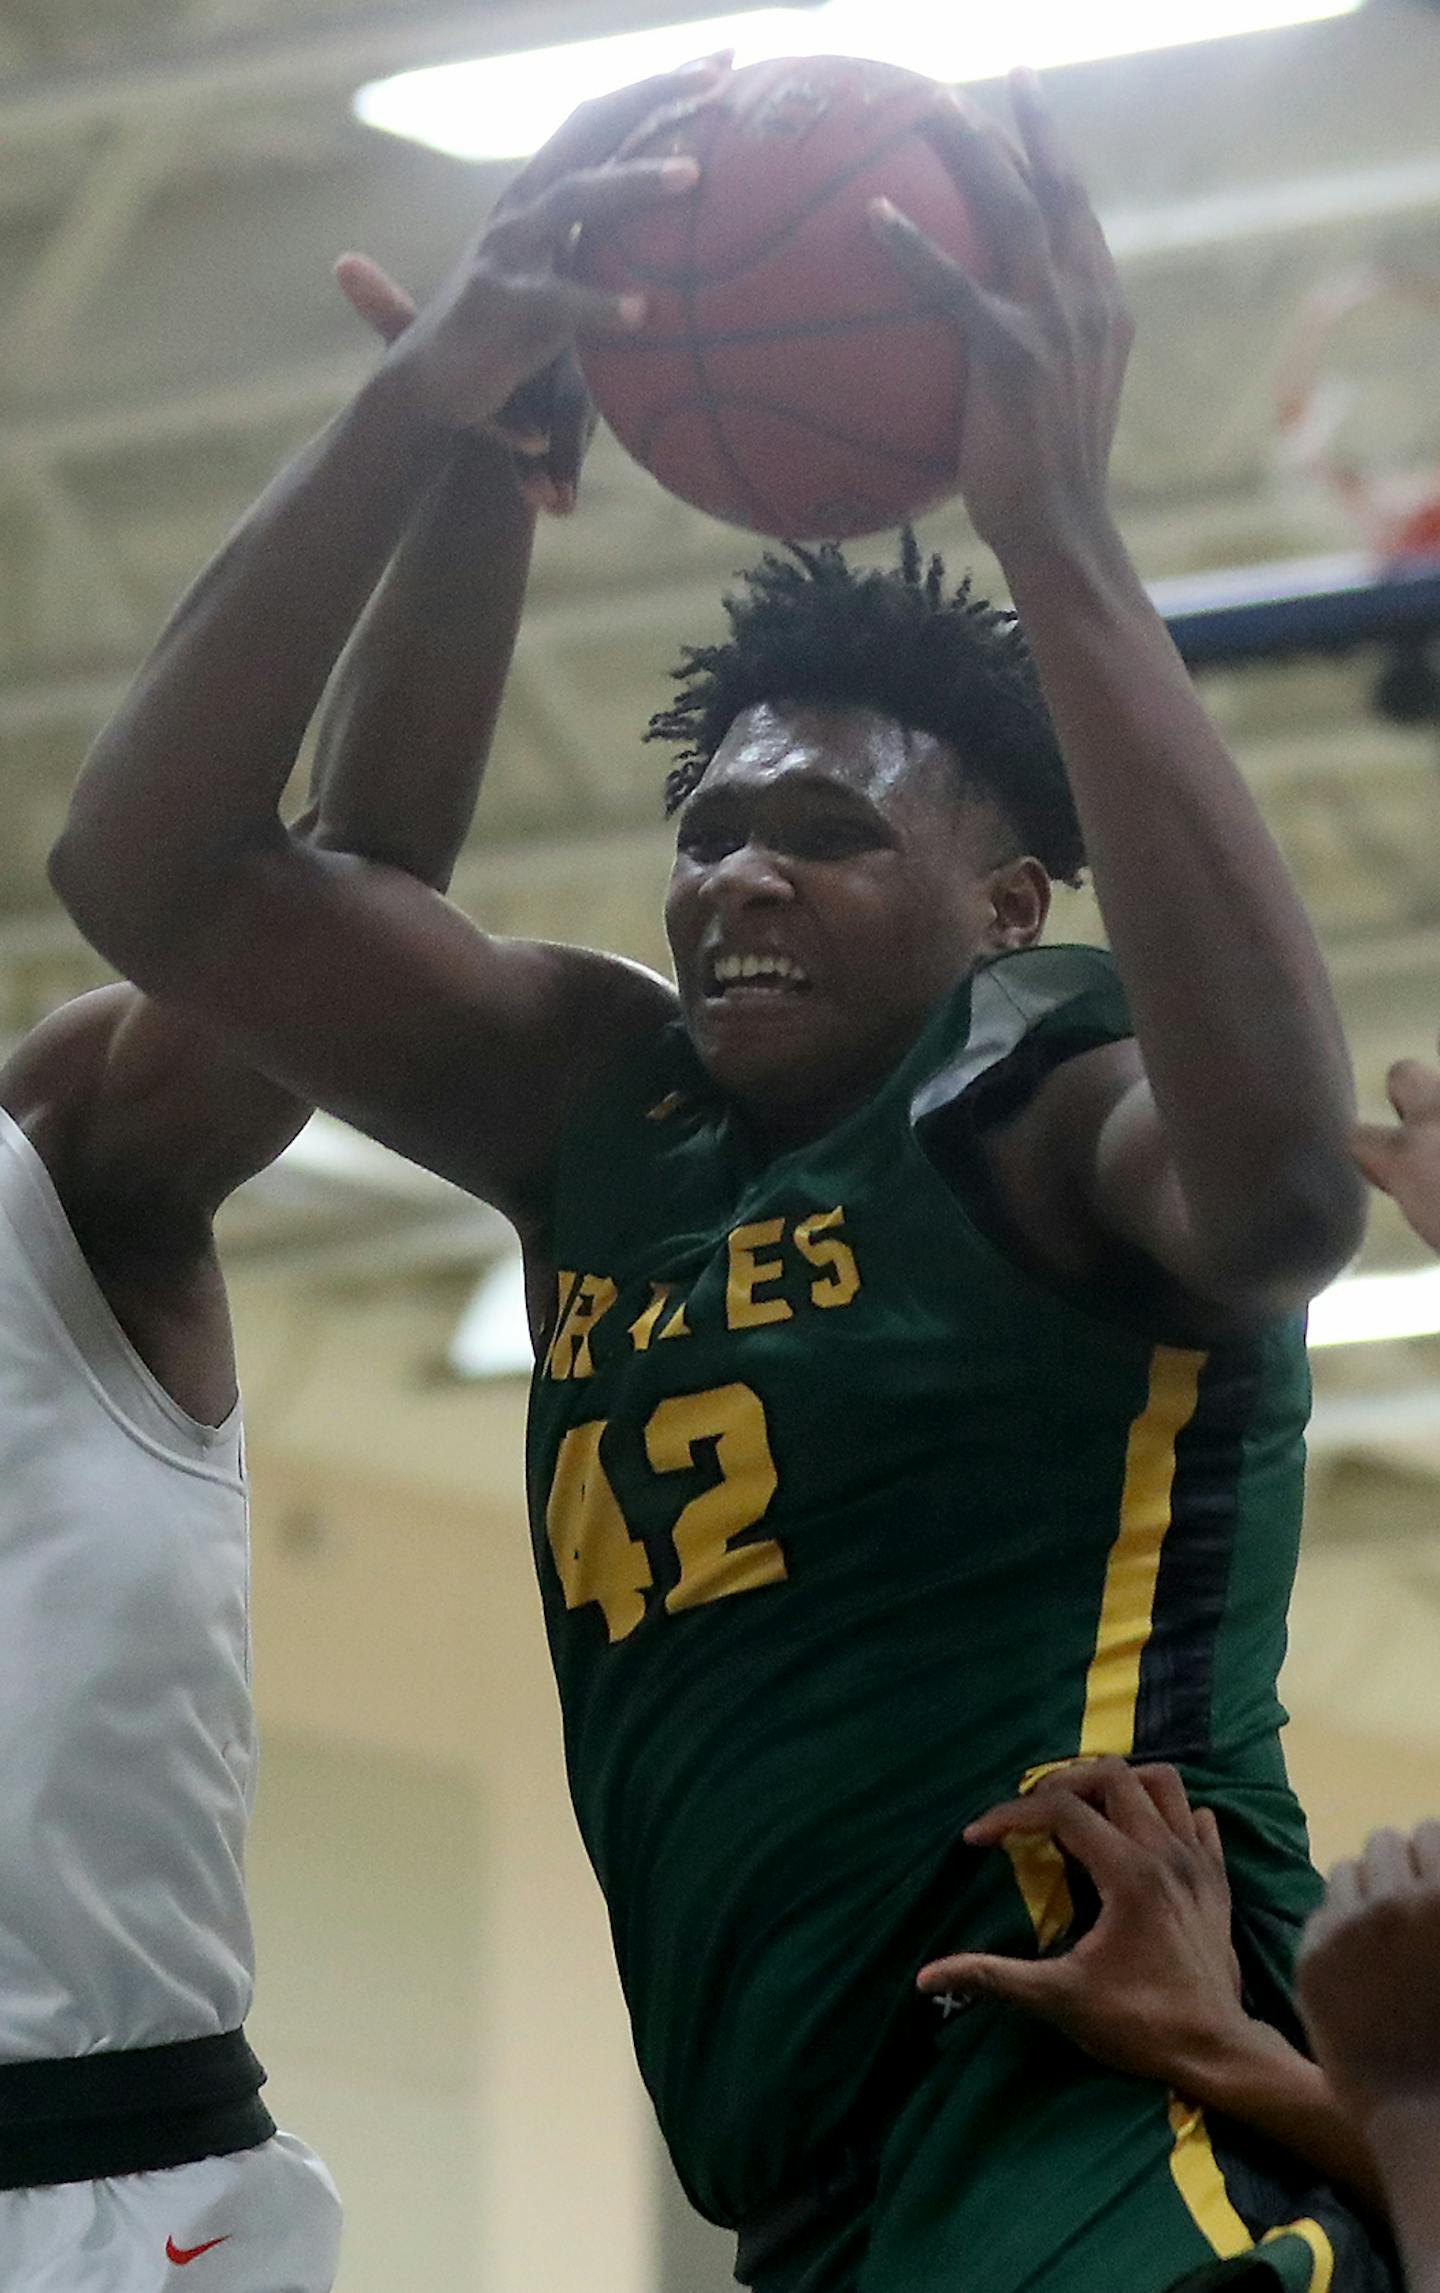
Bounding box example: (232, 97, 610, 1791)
(646, 531, 1086, 885)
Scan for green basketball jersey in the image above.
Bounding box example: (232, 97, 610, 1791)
(526, 944, 1319, 2231)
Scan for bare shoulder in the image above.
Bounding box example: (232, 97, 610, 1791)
(0, 984, 307, 1249)
(985, 1038, 1306, 1333)
(553, 946, 680, 1043)
(980, 1036, 1144, 1284)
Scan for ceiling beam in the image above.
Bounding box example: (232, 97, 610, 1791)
(0, 1, 710, 141)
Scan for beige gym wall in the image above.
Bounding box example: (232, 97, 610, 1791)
(233, 1270, 654, 2293)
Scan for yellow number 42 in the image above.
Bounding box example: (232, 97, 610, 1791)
(544, 1383, 785, 1643)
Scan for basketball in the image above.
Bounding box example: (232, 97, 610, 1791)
(576, 56, 987, 541)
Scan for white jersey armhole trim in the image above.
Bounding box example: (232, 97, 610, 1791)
(0, 1103, 244, 1482)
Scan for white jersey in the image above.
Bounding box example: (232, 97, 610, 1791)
(0, 1104, 256, 2063)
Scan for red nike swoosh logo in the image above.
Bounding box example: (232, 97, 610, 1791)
(166, 2236, 230, 2265)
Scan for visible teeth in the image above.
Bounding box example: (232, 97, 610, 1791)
(711, 952, 807, 987)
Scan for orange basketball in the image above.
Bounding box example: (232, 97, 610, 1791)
(576, 56, 987, 541)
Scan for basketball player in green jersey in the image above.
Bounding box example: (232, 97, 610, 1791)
(49, 61, 1398, 2293)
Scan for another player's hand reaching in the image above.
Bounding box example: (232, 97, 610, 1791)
(921, 1759, 1386, 2213)
(1298, 1828, 1440, 2288)
(1352, 1046, 1440, 1252)
(335, 57, 728, 505)
(870, 70, 1132, 555)
(917, 1760, 1250, 2087)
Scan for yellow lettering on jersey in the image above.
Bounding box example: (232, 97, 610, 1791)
(545, 1273, 618, 1381)
(646, 1383, 786, 1611)
(629, 1286, 694, 1351)
(546, 1419, 652, 1643)
(629, 1285, 674, 1353)
(548, 1271, 579, 1351)
(726, 1219, 793, 1329)
(794, 1206, 861, 1309)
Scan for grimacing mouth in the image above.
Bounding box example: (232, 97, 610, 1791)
(701, 949, 813, 999)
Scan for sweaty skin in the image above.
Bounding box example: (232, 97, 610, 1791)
(666, 704, 1048, 1144)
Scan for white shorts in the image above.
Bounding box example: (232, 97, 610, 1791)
(0, 2131, 341, 2293)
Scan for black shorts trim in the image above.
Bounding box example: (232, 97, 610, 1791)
(0, 2027, 275, 2190)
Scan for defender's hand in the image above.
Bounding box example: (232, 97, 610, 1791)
(336, 252, 577, 512)
(918, 1760, 1253, 2089)
(365, 59, 728, 438)
(485, 55, 729, 508)
(339, 56, 726, 498)
(869, 69, 1132, 555)
(366, 158, 678, 435)
(1298, 1824, 1440, 2130)
(1352, 1048, 1440, 1253)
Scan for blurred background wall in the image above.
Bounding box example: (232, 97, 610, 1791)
(4, 1, 1440, 2284)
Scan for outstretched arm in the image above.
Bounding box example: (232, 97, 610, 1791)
(4, 424, 541, 1236)
(873, 75, 1364, 1319)
(48, 70, 719, 1225)
(917, 1760, 1386, 2216)
(1299, 1825, 1440, 2293)
(300, 416, 536, 897)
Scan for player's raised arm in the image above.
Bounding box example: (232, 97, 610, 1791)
(48, 70, 722, 1225)
(872, 72, 1364, 1319)
(2, 423, 542, 1235)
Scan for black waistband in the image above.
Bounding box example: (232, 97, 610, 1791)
(0, 2028, 275, 2189)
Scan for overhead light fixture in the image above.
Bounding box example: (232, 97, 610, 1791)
(356, 1, 1362, 163)
(1307, 1262, 1440, 1350)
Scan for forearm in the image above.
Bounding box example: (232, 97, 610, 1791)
(1182, 2018, 1387, 2218)
(1002, 510, 1361, 1284)
(303, 431, 537, 893)
(53, 365, 450, 963)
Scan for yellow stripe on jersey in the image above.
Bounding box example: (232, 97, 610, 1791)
(1263, 2220, 1336, 2293)
(1167, 2097, 1253, 2259)
(1080, 1344, 1207, 1759)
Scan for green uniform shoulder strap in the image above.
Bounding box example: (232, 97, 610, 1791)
(912, 942, 1131, 1131)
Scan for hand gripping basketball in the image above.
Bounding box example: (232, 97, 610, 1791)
(359, 61, 729, 449)
(577, 54, 992, 539)
(871, 71, 1134, 555)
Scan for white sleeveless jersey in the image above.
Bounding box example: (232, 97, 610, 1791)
(0, 1104, 256, 2061)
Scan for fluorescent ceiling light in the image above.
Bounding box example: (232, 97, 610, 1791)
(1307, 1264, 1440, 1350)
(356, 1, 1361, 163)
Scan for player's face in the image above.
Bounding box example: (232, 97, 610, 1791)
(665, 700, 1047, 1137)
